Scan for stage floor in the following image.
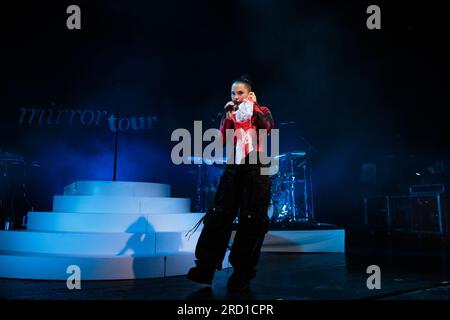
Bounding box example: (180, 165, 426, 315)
(1, 245, 449, 300)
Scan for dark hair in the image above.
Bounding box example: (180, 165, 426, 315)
(233, 74, 253, 91)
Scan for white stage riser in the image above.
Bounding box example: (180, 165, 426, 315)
(53, 196, 191, 214)
(64, 181, 171, 197)
(0, 229, 343, 280)
(27, 212, 205, 233)
(0, 251, 230, 280)
(0, 178, 345, 280)
(0, 231, 201, 256)
(261, 230, 345, 253)
(0, 229, 344, 257)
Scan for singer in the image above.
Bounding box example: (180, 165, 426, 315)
(187, 75, 275, 292)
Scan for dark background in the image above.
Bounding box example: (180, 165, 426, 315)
(1, 0, 449, 228)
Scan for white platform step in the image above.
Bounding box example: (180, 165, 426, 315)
(27, 212, 204, 233)
(53, 195, 191, 214)
(0, 180, 232, 281)
(0, 229, 345, 256)
(0, 230, 201, 256)
(64, 181, 171, 197)
(0, 250, 230, 280)
(261, 230, 345, 253)
(0, 228, 344, 280)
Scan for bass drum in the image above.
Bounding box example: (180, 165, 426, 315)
(267, 197, 286, 223)
(268, 171, 289, 224)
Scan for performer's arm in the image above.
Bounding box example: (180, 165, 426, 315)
(253, 104, 275, 133)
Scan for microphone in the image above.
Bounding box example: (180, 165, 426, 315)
(211, 104, 244, 122)
(212, 102, 239, 123)
(225, 102, 239, 112)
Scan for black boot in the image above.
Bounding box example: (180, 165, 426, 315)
(187, 266, 215, 285)
(227, 272, 252, 292)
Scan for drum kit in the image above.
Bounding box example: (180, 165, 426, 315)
(269, 150, 315, 225)
(188, 150, 315, 225)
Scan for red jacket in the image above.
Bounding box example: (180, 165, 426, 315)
(219, 99, 274, 162)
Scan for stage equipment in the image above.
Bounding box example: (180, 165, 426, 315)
(0, 151, 39, 230)
(269, 150, 315, 224)
(364, 183, 447, 237)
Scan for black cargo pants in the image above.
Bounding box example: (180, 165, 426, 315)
(194, 152, 271, 280)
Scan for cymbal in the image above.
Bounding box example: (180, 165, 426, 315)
(187, 156, 228, 166)
(274, 151, 306, 160)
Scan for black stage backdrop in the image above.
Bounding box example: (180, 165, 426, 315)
(1, 0, 449, 228)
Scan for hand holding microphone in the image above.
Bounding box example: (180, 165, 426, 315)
(224, 101, 238, 111)
(224, 101, 238, 120)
